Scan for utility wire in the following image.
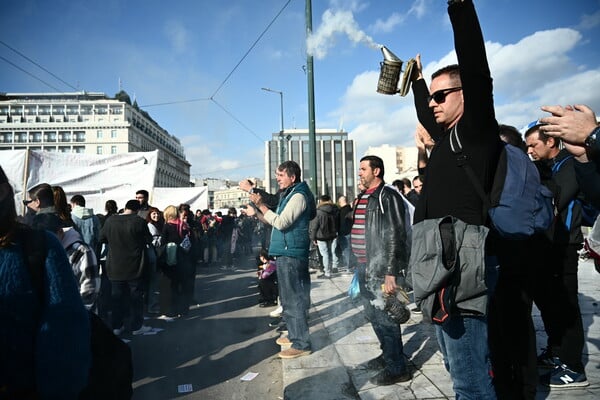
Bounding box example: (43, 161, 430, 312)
(0, 40, 79, 91)
(0, 55, 63, 92)
(210, 0, 292, 99)
(211, 99, 263, 142)
(142, 97, 211, 107)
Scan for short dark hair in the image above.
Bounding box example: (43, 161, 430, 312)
(28, 183, 54, 207)
(360, 155, 385, 179)
(278, 161, 302, 183)
(319, 194, 331, 202)
(125, 199, 141, 212)
(431, 64, 461, 85)
(524, 125, 557, 146)
(136, 189, 149, 199)
(402, 178, 411, 189)
(70, 194, 85, 207)
(499, 124, 527, 152)
(392, 179, 405, 192)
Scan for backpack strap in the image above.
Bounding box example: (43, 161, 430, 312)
(449, 126, 491, 221)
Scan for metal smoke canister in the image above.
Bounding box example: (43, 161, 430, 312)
(377, 46, 403, 95)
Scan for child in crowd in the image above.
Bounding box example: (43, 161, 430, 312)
(257, 249, 278, 307)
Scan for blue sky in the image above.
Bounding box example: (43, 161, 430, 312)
(1, 0, 599, 182)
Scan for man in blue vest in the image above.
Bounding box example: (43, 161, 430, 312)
(247, 161, 316, 359)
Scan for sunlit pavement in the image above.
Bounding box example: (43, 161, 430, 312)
(281, 260, 600, 399)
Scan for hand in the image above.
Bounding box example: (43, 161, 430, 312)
(414, 54, 424, 81)
(563, 141, 588, 162)
(383, 275, 397, 295)
(415, 122, 434, 151)
(244, 203, 257, 217)
(249, 192, 263, 206)
(239, 179, 254, 192)
(538, 104, 597, 144)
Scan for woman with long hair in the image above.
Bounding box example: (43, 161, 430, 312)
(52, 185, 75, 227)
(145, 207, 164, 314)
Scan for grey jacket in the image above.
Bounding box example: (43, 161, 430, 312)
(410, 216, 489, 323)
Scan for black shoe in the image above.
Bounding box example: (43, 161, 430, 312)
(268, 318, 282, 328)
(369, 369, 411, 386)
(365, 354, 386, 370)
(259, 301, 277, 308)
(276, 324, 288, 333)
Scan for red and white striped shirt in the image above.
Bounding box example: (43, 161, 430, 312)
(351, 187, 376, 264)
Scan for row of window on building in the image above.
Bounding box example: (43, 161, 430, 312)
(0, 129, 119, 144)
(0, 104, 124, 116)
(1, 145, 118, 155)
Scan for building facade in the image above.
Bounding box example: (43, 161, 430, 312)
(265, 128, 357, 201)
(0, 91, 190, 187)
(364, 144, 419, 183)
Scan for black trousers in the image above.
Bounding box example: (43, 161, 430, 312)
(488, 238, 537, 400)
(258, 276, 278, 303)
(532, 240, 584, 372)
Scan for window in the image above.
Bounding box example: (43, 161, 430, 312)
(111, 145, 117, 154)
(74, 131, 85, 142)
(45, 131, 57, 142)
(16, 132, 27, 143)
(111, 130, 117, 138)
(96, 146, 103, 155)
(30, 132, 42, 142)
(1, 133, 12, 143)
(73, 146, 85, 153)
(59, 131, 71, 142)
(58, 146, 71, 153)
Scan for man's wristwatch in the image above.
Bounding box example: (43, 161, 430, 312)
(584, 126, 600, 148)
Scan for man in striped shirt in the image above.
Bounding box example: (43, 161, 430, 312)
(351, 155, 411, 386)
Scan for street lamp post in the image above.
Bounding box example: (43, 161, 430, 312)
(261, 87, 285, 164)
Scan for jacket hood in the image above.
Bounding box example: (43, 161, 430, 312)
(72, 205, 95, 219)
(318, 203, 337, 215)
(61, 226, 84, 249)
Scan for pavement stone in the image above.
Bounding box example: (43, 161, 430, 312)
(281, 259, 600, 399)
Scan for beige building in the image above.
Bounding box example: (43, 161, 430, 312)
(364, 144, 419, 183)
(0, 91, 190, 187)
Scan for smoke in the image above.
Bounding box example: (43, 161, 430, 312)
(307, 9, 381, 60)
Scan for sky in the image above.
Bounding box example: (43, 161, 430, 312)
(1, 0, 600, 183)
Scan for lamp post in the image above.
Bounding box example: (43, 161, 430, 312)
(261, 87, 285, 164)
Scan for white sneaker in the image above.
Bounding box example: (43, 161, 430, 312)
(157, 315, 176, 322)
(132, 325, 153, 335)
(270, 305, 283, 318)
(112, 325, 125, 336)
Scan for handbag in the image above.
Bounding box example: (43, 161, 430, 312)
(180, 234, 192, 253)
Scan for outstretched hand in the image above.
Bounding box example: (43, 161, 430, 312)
(539, 104, 597, 144)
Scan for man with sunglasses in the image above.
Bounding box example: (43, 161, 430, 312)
(409, 1, 503, 399)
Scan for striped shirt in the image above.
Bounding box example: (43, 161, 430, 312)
(351, 187, 376, 264)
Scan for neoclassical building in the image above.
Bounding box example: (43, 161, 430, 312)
(0, 91, 190, 187)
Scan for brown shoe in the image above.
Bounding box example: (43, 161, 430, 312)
(278, 348, 312, 359)
(276, 336, 291, 346)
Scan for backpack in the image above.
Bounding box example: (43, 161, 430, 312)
(21, 227, 133, 400)
(450, 126, 554, 239)
(552, 155, 600, 228)
(317, 208, 338, 241)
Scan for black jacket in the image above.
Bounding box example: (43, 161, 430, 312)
(353, 183, 408, 279)
(310, 203, 338, 241)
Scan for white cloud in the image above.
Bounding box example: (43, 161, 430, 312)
(579, 10, 600, 30)
(164, 20, 190, 54)
(370, 0, 427, 33)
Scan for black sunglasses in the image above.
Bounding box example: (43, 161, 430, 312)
(427, 87, 462, 104)
(23, 199, 33, 206)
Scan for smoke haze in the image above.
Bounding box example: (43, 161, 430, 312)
(307, 9, 381, 59)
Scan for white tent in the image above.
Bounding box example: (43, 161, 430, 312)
(0, 149, 207, 215)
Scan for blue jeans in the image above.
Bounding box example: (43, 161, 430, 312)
(333, 234, 351, 269)
(317, 239, 338, 275)
(435, 316, 495, 399)
(277, 256, 311, 350)
(358, 266, 407, 375)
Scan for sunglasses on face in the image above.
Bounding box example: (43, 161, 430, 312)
(23, 199, 33, 206)
(427, 87, 462, 104)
